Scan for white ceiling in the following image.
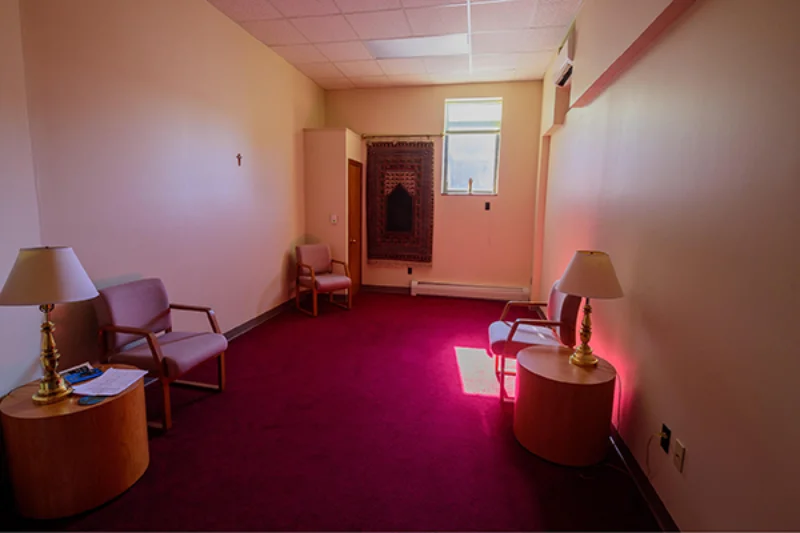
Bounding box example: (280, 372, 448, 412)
(208, 0, 582, 90)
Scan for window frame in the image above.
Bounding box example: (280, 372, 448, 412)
(442, 97, 503, 196)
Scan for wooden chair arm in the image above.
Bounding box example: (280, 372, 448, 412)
(331, 259, 350, 277)
(507, 318, 563, 342)
(169, 303, 222, 334)
(499, 300, 548, 321)
(100, 325, 164, 367)
(297, 262, 316, 282)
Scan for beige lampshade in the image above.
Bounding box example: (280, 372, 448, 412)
(0, 246, 98, 306)
(558, 250, 623, 299)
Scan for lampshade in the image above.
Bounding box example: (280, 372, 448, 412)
(558, 250, 623, 299)
(0, 246, 98, 306)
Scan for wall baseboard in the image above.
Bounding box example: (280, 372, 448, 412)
(361, 284, 411, 295)
(224, 299, 293, 341)
(610, 427, 679, 532)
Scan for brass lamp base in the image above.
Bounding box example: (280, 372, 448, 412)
(569, 298, 599, 367)
(32, 304, 73, 405)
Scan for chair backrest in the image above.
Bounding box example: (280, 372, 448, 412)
(546, 279, 582, 347)
(296, 244, 332, 274)
(95, 278, 172, 351)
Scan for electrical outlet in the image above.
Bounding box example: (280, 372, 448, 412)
(660, 424, 671, 453)
(673, 439, 686, 472)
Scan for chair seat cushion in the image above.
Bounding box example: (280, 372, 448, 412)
(488, 321, 561, 357)
(298, 273, 351, 292)
(109, 331, 228, 379)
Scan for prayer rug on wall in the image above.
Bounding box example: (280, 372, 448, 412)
(366, 141, 434, 264)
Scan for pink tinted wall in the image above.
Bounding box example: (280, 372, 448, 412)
(326, 82, 541, 289)
(541, 0, 800, 529)
(19, 0, 325, 338)
(0, 0, 42, 395)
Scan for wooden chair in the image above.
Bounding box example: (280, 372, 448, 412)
(488, 280, 581, 402)
(295, 244, 352, 317)
(95, 278, 226, 430)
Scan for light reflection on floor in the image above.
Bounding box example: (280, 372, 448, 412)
(453, 346, 515, 399)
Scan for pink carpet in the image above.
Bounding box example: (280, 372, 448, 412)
(1, 292, 659, 531)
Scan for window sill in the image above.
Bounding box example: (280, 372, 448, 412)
(441, 192, 498, 196)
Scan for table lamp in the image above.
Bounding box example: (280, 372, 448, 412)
(557, 250, 623, 367)
(0, 246, 99, 404)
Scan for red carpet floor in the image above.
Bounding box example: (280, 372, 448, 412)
(1, 292, 659, 531)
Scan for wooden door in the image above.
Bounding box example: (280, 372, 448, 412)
(347, 159, 363, 295)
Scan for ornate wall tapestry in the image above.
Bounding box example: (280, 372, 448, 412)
(366, 141, 434, 263)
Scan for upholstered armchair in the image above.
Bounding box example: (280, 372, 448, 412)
(488, 280, 581, 402)
(95, 278, 227, 430)
(295, 244, 352, 317)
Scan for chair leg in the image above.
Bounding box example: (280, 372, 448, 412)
(312, 288, 318, 317)
(217, 352, 226, 392)
(295, 283, 301, 312)
(161, 378, 173, 431)
(499, 356, 505, 403)
(347, 287, 352, 309)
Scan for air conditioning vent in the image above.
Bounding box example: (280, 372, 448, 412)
(553, 29, 575, 87)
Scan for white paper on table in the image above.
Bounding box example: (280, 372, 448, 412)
(72, 368, 148, 396)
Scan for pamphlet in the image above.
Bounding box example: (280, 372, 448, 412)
(72, 368, 148, 396)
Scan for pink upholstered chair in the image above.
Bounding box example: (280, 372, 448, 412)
(488, 280, 581, 402)
(295, 244, 352, 317)
(95, 278, 227, 430)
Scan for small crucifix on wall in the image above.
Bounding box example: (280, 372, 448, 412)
(236, 153, 243, 166)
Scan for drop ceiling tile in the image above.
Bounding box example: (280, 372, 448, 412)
(296, 61, 345, 78)
(400, 0, 463, 7)
(290, 15, 359, 42)
(269, 0, 340, 17)
(531, 0, 580, 27)
(337, 59, 384, 77)
(388, 73, 432, 85)
(405, 4, 467, 36)
(351, 75, 393, 87)
(316, 40, 374, 61)
(315, 77, 356, 89)
(472, 51, 554, 72)
(513, 50, 556, 70)
(471, 27, 565, 54)
(423, 55, 469, 73)
(207, 0, 283, 21)
(377, 58, 427, 75)
(345, 10, 413, 40)
(470, 0, 538, 32)
(271, 44, 329, 63)
(334, 0, 402, 12)
(241, 19, 308, 46)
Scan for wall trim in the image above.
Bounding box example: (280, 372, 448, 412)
(224, 299, 293, 342)
(361, 284, 411, 295)
(610, 427, 679, 532)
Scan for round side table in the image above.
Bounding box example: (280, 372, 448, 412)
(0, 364, 149, 519)
(513, 345, 616, 467)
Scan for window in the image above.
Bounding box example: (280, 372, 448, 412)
(443, 97, 503, 195)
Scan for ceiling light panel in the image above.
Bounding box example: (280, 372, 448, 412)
(334, 0, 402, 12)
(405, 4, 468, 37)
(240, 19, 308, 46)
(207, 0, 283, 21)
(290, 15, 359, 42)
(345, 10, 414, 40)
(315, 40, 374, 61)
(365, 33, 468, 58)
(269, 0, 341, 18)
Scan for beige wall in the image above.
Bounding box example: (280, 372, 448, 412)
(18, 0, 324, 355)
(542, 0, 800, 529)
(571, 0, 670, 107)
(0, 0, 42, 395)
(326, 82, 541, 288)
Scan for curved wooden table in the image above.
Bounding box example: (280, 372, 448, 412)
(0, 364, 149, 519)
(513, 345, 616, 467)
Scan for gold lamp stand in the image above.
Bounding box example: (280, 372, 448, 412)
(570, 298, 598, 367)
(33, 304, 73, 405)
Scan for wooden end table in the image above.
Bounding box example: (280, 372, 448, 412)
(513, 345, 616, 466)
(0, 364, 149, 519)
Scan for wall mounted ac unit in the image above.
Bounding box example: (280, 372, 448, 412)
(410, 280, 530, 301)
(554, 30, 575, 87)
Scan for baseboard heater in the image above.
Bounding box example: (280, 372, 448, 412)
(410, 280, 530, 301)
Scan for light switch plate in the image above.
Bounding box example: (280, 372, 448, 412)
(673, 439, 686, 472)
(330, 214, 338, 225)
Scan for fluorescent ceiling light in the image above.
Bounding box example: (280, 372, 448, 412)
(365, 34, 469, 59)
